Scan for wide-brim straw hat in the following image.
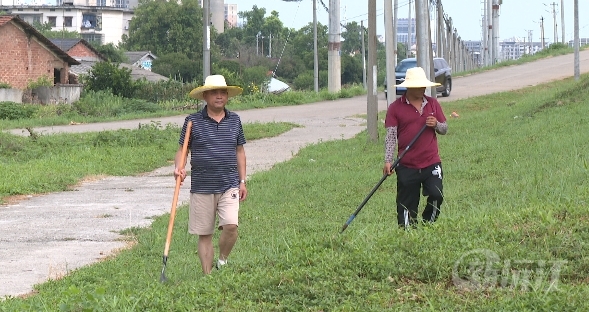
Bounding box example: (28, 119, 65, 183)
(189, 75, 243, 100)
(395, 67, 441, 88)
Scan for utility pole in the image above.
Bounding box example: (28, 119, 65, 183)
(415, 0, 433, 96)
(313, 0, 319, 92)
(482, 0, 488, 66)
(203, 0, 211, 81)
(361, 20, 366, 90)
(384, 0, 395, 103)
(492, 0, 500, 64)
(437, 0, 444, 59)
(573, 0, 579, 80)
(541, 16, 545, 49)
(487, 0, 492, 65)
(550, 2, 558, 44)
(268, 33, 272, 57)
(407, 0, 412, 56)
(560, 0, 565, 44)
(328, 0, 342, 93)
(367, 0, 378, 142)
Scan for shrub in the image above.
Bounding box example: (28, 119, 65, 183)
(81, 62, 137, 98)
(0, 82, 11, 89)
(73, 90, 124, 117)
(134, 79, 197, 103)
(26, 75, 53, 90)
(0, 102, 38, 120)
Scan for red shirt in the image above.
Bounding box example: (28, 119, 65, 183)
(385, 95, 446, 169)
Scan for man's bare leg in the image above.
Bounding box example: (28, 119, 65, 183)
(198, 234, 214, 274)
(218, 224, 238, 262)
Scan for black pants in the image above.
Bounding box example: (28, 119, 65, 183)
(395, 163, 443, 227)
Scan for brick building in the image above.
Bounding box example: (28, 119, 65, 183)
(0, 15, 79, 90)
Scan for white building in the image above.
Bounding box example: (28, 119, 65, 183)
(0, 2, 133, 44)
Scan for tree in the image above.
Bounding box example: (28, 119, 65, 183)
(122, 0, 204, 60)
(341, 21, 365, 55)
(82, 62, 136, 98)
(152, 53, 202, 83)
(90, 42, 127, 63)
(32, 21, 80, 39)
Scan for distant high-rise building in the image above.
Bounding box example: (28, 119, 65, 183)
(225, 4, 237, 28)
(396, 18, 416, 48)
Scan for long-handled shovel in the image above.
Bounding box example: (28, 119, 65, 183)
(340, 124, 427, 233)
(160, 121, 192, 282)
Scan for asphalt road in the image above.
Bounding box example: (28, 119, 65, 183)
(1, 49, 588, 299)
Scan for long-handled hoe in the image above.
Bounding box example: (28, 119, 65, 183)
(340, 124, 427, 233)
(160, 121, 192, 282)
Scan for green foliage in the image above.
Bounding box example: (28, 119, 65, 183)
(82, 62, 137, 98)
(0, 82, 11, 89)
(123, 0, 204, 60)
(0, 102, 37, 120)
(241, 66, 270, 95)
(26, 75, 53, 90)
(32, 21, 80, 39)
(73, 90, 158, 117)
(90, 42, 127, 63)
(134, 79, 197, 103)
(151, 53, 202, 83)
(292, 70, 328, 91)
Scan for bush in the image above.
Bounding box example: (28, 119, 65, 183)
(134, 79, 197, 103)
(73, 90, 124, 117)
(0, 102, 38, 120)
(81, 62, 137, 98)
(0, 82, 11, 89)
(26, 75, 53, 90)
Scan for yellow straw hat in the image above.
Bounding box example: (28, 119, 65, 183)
(395, 67, 441, 88)
(189, 75, 243, 100)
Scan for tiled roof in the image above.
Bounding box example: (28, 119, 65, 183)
(49, 38, 107, 61)
(0, 15, 79, 65)
(71, 60, 169, 82)
(124, 51, 156, 64)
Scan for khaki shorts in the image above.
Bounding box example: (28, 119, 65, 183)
(188, 188, 240, 235)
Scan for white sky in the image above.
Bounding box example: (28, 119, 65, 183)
(232, 0, 589, 43)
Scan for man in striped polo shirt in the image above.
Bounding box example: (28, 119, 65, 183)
(174, 75, 247, 274)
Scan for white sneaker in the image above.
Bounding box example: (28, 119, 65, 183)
(216, 259, 227, 270)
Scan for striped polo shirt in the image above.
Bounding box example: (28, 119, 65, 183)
(178, 106, 246, 194)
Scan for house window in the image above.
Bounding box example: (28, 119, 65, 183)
(82, 14, 96, 29)
(64, 16, 72, 27)
(48, 16, 57, 27)
(81, 33, 103, 44)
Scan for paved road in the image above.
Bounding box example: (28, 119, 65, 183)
(1, 50, 588, 298)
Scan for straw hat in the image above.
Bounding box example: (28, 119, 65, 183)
(189, 75, 243, 100)
(395, 67, 441, 88)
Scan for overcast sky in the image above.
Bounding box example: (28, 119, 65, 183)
(232, 0, 589, 43)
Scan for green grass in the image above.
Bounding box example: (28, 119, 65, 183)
(2, 74, 589, 310)
(0, 121, 299, 203)
(0, 85, 365, 130)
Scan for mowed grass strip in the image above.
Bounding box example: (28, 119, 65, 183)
(0, 121, 300, 203)
(1, 75, 589, 310)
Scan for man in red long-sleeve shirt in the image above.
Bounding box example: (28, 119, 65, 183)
(383, 67, 448, 228)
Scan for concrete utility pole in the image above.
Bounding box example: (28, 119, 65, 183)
(415, 0, 433, 96)
(560, 0, 565, 44)
(328, 0, 342, 93)
(367, 0, 378, 142)
(437, 1, 444, 59)
(573, 0, 579, 80)
(482, 0, 488, 66)
(361, 20, 366, 90)
(408, 0, 412, 55)
(487, 0, 492, 65)
(550, 2, 558, 44)
(314, 0, 319, 92)
(541, 16, 546, 49)
(492, 0, 500, 64)
(203, 0, 211, 81)
(384, 0, 395, 103)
